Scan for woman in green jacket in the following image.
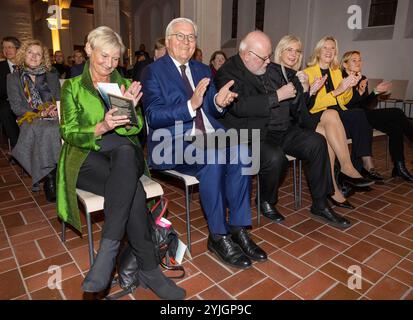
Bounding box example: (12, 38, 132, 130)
(57, 26, 185, 299)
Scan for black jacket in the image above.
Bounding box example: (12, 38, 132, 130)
(0, 60, 11, 102)
(214, 55, 310, 140)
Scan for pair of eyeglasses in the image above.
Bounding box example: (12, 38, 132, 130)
(249, 50, 272, 63)
(170, 33, 197, 43)
(284, 48, 302, 55)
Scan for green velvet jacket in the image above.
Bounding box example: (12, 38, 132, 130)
(56, 61, 143, 232)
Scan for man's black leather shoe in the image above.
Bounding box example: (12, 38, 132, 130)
(207, 235, 252, 269)
(338, 172, 374, 188)
(260, 201, 285, 222)
(310, 206, 351, 229)
(231, 228, 267, 262)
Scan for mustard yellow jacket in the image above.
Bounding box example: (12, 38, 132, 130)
(56, 62, 143, 232)
(303, 64, 353, 114)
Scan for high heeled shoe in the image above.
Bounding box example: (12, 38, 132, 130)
(338, 172, 374, 188)
(139, 267, 186, 300)
(327, 195, 355, 210)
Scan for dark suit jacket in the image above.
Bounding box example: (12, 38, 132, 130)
(141, 54, 226, 169)
(215, 56, 311, 140)
(0, 60, 11, 102)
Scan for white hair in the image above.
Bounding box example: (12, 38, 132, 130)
(165, 18, 198, 39)
(87, 26, 125, 54)
(239, 40, 247, 52)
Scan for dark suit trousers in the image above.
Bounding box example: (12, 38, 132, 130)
(365, 108, 413, 163)
(174, 143, 252, 235)
(0, 100, 19, 147)
(264, 126, 333, 206)
(76, 144, 158, 271)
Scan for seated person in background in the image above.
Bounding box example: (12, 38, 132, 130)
(215, 30, 351, 229)
(192, 47, 203, 62)
(57, 26, 185, 299)
(52, 50, 70, 79)
(209, 50, 227, 78)
(69, 49, 85, 78)
(153, 38, 166, 61)
(304, 36, 383, 182)
(7, 39, 61, 202)
(132, 50, 153, 82)
(274, 35, 372, 209)
(0, 36, 21, 150)
(142, 18, 267, 269)
(341, 50, 413, 182)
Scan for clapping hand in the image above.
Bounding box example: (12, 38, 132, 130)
(309, 74, 327, 96)
(121, 81, 143, 107)
(190, 78, 210, 110)
(375, 81, 392, 95)
(215, 80, 238, 108)
(296, 71, 309, 92)
(277, 82, 297, 102)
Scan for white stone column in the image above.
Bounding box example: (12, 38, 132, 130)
(93, 0, 120, 34)
(180, 0, 222, 63)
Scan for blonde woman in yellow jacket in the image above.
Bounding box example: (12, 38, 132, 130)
(303, 36, 383, 183)
(274, 35, 373, 209)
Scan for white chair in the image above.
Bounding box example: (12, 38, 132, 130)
(156, 170, 199, 253)
(61, 176, 164, 266)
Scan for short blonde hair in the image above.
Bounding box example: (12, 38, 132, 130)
(15, 39, 52, 71)
(307, 36, 340, 69)
(340, 50, 361, 72)
(274, 35, 303, 71)
(87, 26, 125, 54)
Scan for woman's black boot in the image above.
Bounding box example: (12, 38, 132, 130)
(82, 238, 120, 293)
(44, 169, 56, 202)
(392, 161, 413, 182)
(139, 267, 186, 300)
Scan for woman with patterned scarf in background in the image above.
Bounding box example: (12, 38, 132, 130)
(7, 39, 61, 202)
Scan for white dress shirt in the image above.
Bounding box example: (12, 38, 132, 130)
(170, 57, 223, 135)
(7, 59, 15, 73)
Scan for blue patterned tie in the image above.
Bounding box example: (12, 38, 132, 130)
(180, 65, 206, 133)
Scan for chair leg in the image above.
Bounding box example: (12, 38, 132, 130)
(256, 175, 261, 227)
(293, 159, 297, 210)
(61, 221, 66, 243)
(85, 210, 95, 266)
(298, 160, 302, 208)
(385, 135, 389, 170)
(184, 184, 191, 253)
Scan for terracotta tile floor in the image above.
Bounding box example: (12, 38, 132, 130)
(1, 136, 413, 300)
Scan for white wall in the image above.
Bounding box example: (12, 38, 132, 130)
(307, 0, 413, 99)
(0, 0, 33, 43)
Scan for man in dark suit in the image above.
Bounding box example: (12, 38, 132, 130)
(215, 31, 351, 229)
(142, 18, 267, 269)
(0, 36, 20, 149)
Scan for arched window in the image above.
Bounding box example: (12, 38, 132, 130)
(255, 0, 265, 31)
(231, 0, 238, 39)
(368, 0, 398, 27)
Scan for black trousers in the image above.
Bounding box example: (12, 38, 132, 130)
(77, 143, 158, 271)
(365, 108, 413, 163)
(0, 100, 19, 147)
(337, 108, 373, 171)
(260, 125, 333, 207)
